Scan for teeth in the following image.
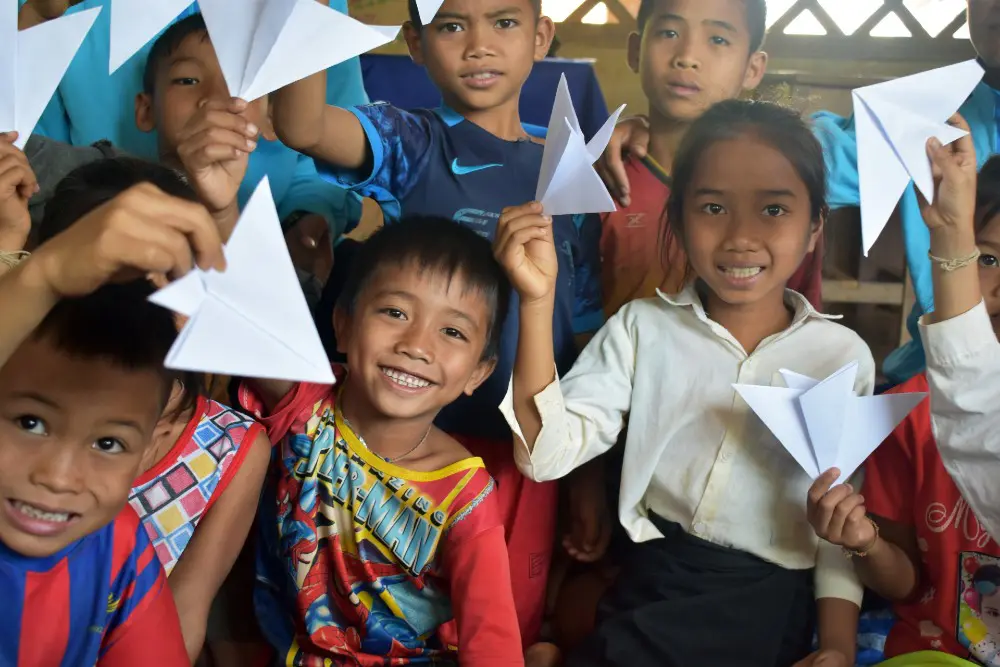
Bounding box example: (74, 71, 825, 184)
(13, 501, 71, 523)
(722, 267, 763, 279)
(468, 72, 496, 79)
(382, 368, 431, 389)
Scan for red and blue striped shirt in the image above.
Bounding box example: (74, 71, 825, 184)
(0, 506, 188, 666)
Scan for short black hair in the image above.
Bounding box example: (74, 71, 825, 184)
(637, 0, 766, 52)
(337, 218, 511, 361)
(977, 155, 1000, 233)
(142, 13, 208, 95)
(407, 0, 541, 28)
(34, 157, 203, 410)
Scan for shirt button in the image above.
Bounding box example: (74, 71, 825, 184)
(692, 521, 707, 535)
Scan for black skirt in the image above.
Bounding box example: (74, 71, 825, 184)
(566, 514, 816, 667)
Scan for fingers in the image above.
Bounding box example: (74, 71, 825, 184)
(824, 493, 866, 544)
(178, 102, 259, 145)
(0, 131, 18, 145)
(807, 468, 840, 508)
(495, 202, 550, 254)
(177, 125, 257, 169)
(0, 155, 36, 199)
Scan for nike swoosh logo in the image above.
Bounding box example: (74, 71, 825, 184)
(451, 159, 502, 175)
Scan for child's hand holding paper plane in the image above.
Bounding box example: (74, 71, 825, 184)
(733, 361, 926, 485)
(853, 59, 984, 254)
(150, 177, 334, 384)
(536, 74, 625, 217)
(0, 2, 99, 148)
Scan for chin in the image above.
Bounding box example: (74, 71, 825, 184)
(0, 528, 76, 559)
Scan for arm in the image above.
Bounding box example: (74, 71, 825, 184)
(99, 569, 189, 667)
(814, 597, 859, 666)
(276, 154, 363, 240)
(0, 133, 35, 277)
(166, 429, 270, 662)
(17, 0, 69, 29)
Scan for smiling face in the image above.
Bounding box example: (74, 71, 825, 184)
(680, 134, 821, 310)
(974, 211, 1000, 338)
(628, 0, 766, 124)
(335, 263, 496, 424)
(403, 0, 553, 117)
(0, 337, 164, 558)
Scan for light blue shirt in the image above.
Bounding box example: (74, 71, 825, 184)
(33, 0, 367, 234)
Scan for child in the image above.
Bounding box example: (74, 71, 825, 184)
(269, 0, 604, 648)
(497, 100, 872, 666)
(809, 140, 1000, 665)
(236, 219, 523, 664)
(0, 173, 227, 665)
(29, 156, 272, 663)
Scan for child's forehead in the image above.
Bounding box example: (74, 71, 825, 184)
(364, 263, 493, 315)
(436, 0, 535, 20)
(645, 0, 750, 31)
(162, 30, 217, 70)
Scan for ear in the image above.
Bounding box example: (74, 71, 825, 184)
(135, 93, 156, 133)
(806, 208, 826, 254)
(741, 50, 768, 91)
(626, 31, 641, 73)
(403, 22, 425, 65)
(533, 16, 556, 62)
(333, 305, 351, 355)
(463, 357, 497, 396)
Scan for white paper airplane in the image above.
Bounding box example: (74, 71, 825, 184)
(733, 361, 926, 485)
(536, 74, 625, 217)
(149, 178, 334, 384)
(415, 0, 445, 24)
(109, 0, 191, 74)
(195, 0, 399, 102)
(853, 59, 984, 255)
(0, 4, 99, 149)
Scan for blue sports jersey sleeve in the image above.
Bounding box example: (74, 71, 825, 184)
(571, 213, 604, 335)
(318, 104, 435, 223)
(279, 154, 362, 238)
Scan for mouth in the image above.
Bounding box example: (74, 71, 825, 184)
(4, 499, 80, 537)
(460, 70, 502, 89)
(717, 265, 765, 286)
(379, 366, 435, 391)
(666, 81, 701, 97)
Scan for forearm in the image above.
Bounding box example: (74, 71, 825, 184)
(816, 597, 859, 664)
(271, 76, 368, 169)
(18, 4, 47, 29)
(211, 203, 240, 242)
(928, 225, 980, 323)
(0, 258, 59, 364)
(852, 536, 919, 602)
(512, 298, 557, 449)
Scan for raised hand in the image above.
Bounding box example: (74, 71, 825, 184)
(493, 202, 558, 306)
(31, 182, 225, 299)
(918, 113, 977, 234)
(807, 468, 877, 552)
(0, 133, 37, 251)
(176, 98, 258, 217)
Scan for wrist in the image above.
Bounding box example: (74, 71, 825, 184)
(211, 203, 240, 240)
(929, 226, 977, 258)
(519, 292, 555, 312)
(0, 229, 29, 253)
(10, 251, 61, 309)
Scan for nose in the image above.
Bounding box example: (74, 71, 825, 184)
(394, 321, 435, 363)
(198, 77, 234, 107)
(29, 445, 86, 496)
(463, 22, 497, 59)
(722, 210, 761, 252)
(672, 34, 701, 70)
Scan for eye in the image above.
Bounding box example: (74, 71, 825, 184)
(979, 252, 999, 268)
(15, 415, 47, 436)
(442, 327, 469, 341)
(439, 22, 463, 32)
(660, 29, 679, 39)
(701, 203, 725, 215)
(171, 77, 199, 86)
(710, 35, 730, 46)
(93, 438, 126, 455)
(496, 18, 518, 28)
(762, 204, 788, 217)
(379, 307, 407, 320)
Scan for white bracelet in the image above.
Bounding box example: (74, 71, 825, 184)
(928, 248, 981, 272)
(0, 251, 29, 268)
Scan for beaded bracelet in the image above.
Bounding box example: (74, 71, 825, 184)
(842, 517, 880, 558)
(0, 250, 30, 269)
(928, 247, 981, 272)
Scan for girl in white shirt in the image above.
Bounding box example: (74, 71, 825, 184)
(493, 100, 873, 667)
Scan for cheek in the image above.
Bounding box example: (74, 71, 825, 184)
(88, 458, 143, 506)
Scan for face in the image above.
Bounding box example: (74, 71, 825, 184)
(0, 338, 164, 558)
(334, 263, 496, 423)
(135, 31, 270, 162)
(975, 212, 1000, 338)
(969, 0, 1000, 68)
(403, 0, 554, 115)
(981, 589, 1000, 636)
(681, 135, 821, 310)
(628, 0, 766, 124)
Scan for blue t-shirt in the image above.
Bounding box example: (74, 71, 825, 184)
(321, 104, 603, 439)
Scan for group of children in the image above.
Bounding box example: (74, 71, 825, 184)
(2, 0, 1000, 665)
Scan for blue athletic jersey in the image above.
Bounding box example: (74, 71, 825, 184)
(319, 104, 603, 439)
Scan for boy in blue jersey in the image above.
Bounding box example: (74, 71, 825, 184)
(0, 158, 227, 665)
(270, 0, 604, 652)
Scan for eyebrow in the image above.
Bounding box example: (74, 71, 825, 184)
(706, 19, 738, 34)
(435, 6, 521, 20)
(167, 56, 203, 68)
(9, 392, 59, 409)
(691, 188, 798, 197)
(106, 419, 146, 434)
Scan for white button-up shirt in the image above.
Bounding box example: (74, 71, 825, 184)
(921, 300, 1000, 543)
(501, 284, 874, 604)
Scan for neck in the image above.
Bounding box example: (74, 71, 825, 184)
(985, 66, 1000, 91)
(340, 379, 434, 462)
(646, 107, 690, 174)
(444, 94, 528, 142)
(702, 284, 791, 354)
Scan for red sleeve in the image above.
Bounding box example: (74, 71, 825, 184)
(237, 372, 340, 443)
(788, 234, 824, 310)
(98, 578, 188, 667)
(862, 375, 931, 524)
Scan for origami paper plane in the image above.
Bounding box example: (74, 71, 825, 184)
(415, 0, 445, 24)
(149, 178, 334, 384)
(109, 0, 191, 73)
(733, 361, 926, 485)
(0, 4, 99, 149)
(196, 0, 399, 102)
(536, 74, 625, 217)
(853, 59, 984, 255)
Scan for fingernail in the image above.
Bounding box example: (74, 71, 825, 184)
(247, 140, 257, 150)
(246, 123, 259, 136)
(929, 138, 942, 149)
(33, 183, 40, 194)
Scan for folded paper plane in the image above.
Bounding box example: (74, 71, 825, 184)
(149, 178, 334, 384)
(853, 59, 984, 255)
(1, 4, 99, 148)
(733, 361, 926, 485)
(536, 74, 625, 217)
(109, 0, 191, 73)
(415, 0, 445, 24)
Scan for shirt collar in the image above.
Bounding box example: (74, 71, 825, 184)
(657, 280, 841, 329)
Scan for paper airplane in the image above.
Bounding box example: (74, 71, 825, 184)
(109, 0, 191, 74)
(853, 59, 984, 255)
(0, 4, 99, 149)
(149, 178, 334, 384)
(415, 0, 445, 24)
(536, 74, 625, 216)
(733, 361, 926, 485)
(195, 0, 399, 102)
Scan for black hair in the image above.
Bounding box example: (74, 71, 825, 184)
(665, 99, 827, 243)
(34, 157, 204, 413)
(407, 0, 541, 28)
(973, 564, 1000, 597)
(637, 0, 766, 52)
(337, 218, 511, 361)
(142, 13, 208, 95)
(976, 155, 1000, 233)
